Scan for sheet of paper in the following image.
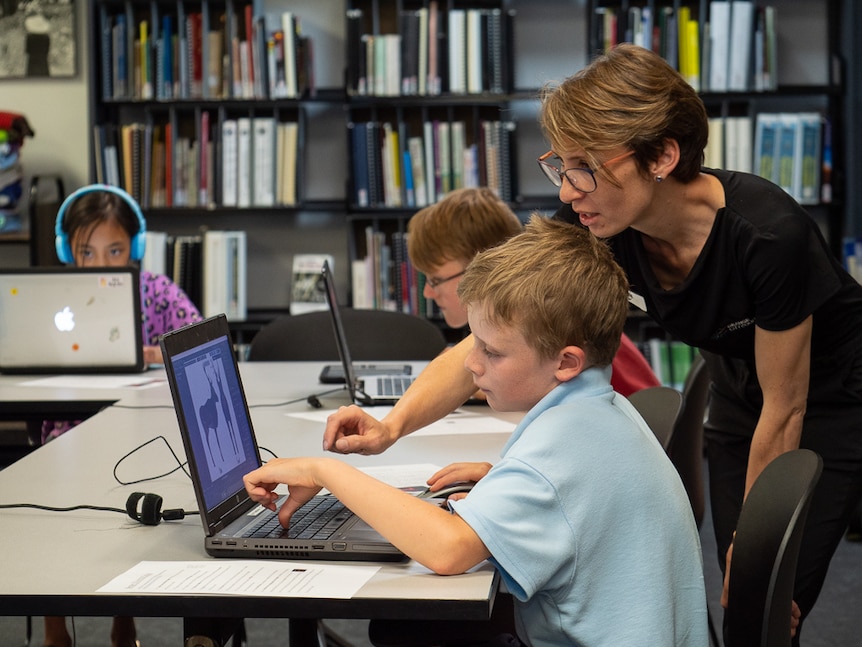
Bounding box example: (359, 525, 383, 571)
(18, 375, 166, 389)
(359, 463, 442, 488)
(97, 560, 379, 598)
(287, 408, 517, 436)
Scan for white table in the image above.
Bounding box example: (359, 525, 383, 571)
(0, 362, 520, 644)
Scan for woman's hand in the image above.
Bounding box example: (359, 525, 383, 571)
(322, 405, 399, 455)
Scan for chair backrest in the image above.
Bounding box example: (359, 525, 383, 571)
(725, 449, 823, 647)
(666, 353, 710, 527)
(247, 308, 448, 362)
(626, 386, 684, 450)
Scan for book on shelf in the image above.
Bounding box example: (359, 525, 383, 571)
(775, 113, 800, 198)
(724, 116, 753, 173)
(728, 0, 754, 91)
(795, 112, 822, 206)
(753, 111, 823, 205)
(281, 11, 298, 98)
(203, 230, 247, 321)
(252, 116, 275, 207)
(707, 0, 731, 92)
(221, 119, 238, 207)
(407, 136, 428, 207)
(277, 121, 299, 207)
(447, 9, 466, 94)
(704, 117, 725, 169)
(349, 122, 370, 208)
(198, 110, 212, 207)
(236, 117, 252, 208)
(142, 231, 168, 276)
(290, 253, 333, 315)
(170, 234, 203, 309)
(754, 112, 780, 183)
(351, 258, 374, 309)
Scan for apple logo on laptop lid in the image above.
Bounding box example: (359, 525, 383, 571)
(54, 306, 75, 332)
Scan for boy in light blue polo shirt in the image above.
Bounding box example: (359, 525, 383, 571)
(244, 215, 707, 646)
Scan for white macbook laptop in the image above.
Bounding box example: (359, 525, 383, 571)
(0, 267, 144, 374)
(160, 314, 405, 561)
(321, 260, 416, 405)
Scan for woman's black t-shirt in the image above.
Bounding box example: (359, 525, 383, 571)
(554, 168, 862, 448)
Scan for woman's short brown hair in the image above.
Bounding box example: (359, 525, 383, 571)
(539, 43, 708, 184)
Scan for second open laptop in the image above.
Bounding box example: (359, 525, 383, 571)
(0, 266, 144, 374)
(321, 260, 416, 405)
(160, 314, 405, 561)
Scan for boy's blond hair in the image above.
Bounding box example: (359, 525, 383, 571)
(458, 216, 628, 366)
(407, 187, 523, 272)
(539, 43, 708, 185)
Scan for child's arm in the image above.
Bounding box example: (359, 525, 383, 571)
(243, 457, 490, 575)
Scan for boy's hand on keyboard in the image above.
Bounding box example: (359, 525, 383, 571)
(243, 457, 325, 528)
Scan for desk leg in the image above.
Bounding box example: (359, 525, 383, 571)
(183, 617, 244, 647)
(289, 618, 325, 646)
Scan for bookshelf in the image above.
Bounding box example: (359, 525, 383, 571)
(84, 0, 849, 320)
(586, 0, 845, 256)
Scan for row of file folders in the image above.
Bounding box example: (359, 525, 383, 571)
(92, 115, 300, 209)
(141, 230, 247, 321)
(345, 4, 515, 97)
(349, 118, 516, 210)
(702, 112, 828, 206)
(99, 4, 313, 101)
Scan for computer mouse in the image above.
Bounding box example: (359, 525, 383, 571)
(417, 482, 476, 499)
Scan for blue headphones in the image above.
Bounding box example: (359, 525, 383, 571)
(55, 184, 147, 264)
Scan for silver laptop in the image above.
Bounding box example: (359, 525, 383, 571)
(321, 260, 416, 405)
(160, 314, 405, 561)
(0, 267, 144, 374)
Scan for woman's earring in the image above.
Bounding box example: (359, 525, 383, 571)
(655, 175, 663, 183)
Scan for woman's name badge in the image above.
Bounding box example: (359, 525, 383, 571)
(628, 291, 647, 312)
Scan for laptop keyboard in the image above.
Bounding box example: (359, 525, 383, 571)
(375, 376, 414, 396)
(243, 496, 350, 540)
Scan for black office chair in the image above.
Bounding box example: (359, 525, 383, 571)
(247, 309, 447, 362)
(662, 353, 722, 645)
(724, 449, 823, 647)
(627, 385, 684, 450)
(667, 353, 710, 528)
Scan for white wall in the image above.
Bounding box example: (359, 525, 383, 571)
(4, 0, 90, 209)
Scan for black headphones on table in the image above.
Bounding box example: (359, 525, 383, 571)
(125, 491, 189, 526)
(54, 183, 147, 264)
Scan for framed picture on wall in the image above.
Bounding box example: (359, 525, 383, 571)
(0, 0, 76, 78)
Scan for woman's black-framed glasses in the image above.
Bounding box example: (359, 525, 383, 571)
(425, 269, 466, 290)
(537, 150, 635, 193)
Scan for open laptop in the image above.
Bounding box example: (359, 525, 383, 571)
(321, 260, 416, 405)
(160, 313, 405, 561)
(0, 267, 144, 374)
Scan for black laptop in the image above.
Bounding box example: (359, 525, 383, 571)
(321, 260, 416, 405)
(160, 314, 405, 561)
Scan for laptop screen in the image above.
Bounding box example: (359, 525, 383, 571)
(321, 260, 360, 400)
(0, 266, 144, 374)
(167, 329, 260, 514)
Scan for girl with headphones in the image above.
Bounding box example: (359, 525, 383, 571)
(45, 184, 202, 647)
(53, 184, 202, 371)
